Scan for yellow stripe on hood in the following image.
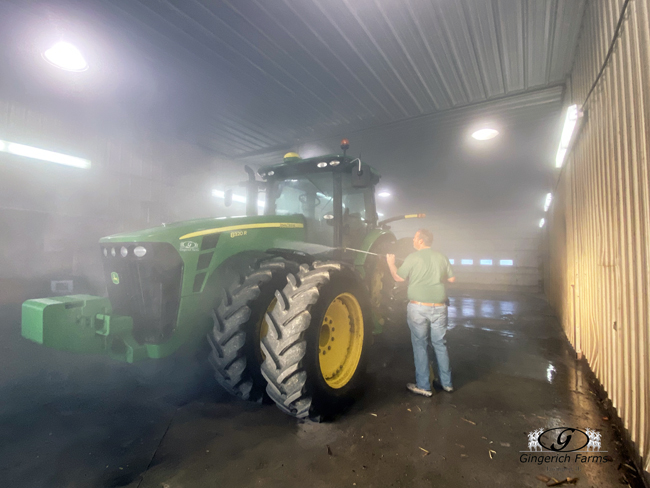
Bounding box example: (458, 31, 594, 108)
(180, 222, 304, 240)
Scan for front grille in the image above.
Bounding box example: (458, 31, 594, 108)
(101, 242, 183, 345)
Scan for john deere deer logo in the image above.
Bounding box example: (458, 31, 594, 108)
(111, 272, 119, 285)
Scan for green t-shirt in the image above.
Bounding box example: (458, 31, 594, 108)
(397, 248, 454, 303)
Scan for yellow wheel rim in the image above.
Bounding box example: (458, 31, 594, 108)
(319, 292, 364, 389)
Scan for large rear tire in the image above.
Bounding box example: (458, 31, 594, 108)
(261, 262, 371, 419)
(207, 253, 297, 401)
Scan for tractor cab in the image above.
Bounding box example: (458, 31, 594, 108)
(257, 146, 380, 252)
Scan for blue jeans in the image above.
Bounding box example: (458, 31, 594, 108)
(407, 303, 452, 390)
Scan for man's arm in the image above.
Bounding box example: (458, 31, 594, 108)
(448, 276, 456, 283)
(386, 254, 405, 282)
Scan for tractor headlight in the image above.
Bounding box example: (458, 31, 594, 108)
(317, 162, 328, 168)
(120, 246, 128, 257)
(329, 160, 340, 166)
(103, 248, 108, 257)
(133, 246, 147, 257)
(111, 247, 116, 257)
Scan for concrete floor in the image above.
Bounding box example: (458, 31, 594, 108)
(0, 289, 642, 488)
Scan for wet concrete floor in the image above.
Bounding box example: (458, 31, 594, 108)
(0, 289, 642, 487)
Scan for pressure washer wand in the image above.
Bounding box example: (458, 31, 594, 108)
(343, 247, 382, 257)
(343, 247, 403, 263)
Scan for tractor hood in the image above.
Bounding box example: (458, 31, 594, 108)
(99, 214, 305, 244)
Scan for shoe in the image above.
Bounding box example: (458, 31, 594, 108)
(407, 383, 433, 397)
(443, 386, 454, 393)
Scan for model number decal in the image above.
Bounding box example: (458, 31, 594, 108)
(230, 230, 247, 238)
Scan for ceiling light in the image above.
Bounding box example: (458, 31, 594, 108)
(212, 189, 264, 209)
(539, 218, 546, 228)
(377, 191, 391, 198)
(471, 128, 499, 140)
(544, 193, 553, 212)
(556, 104, 579, 168)
(0, 139, 91, 168)
(43, 42, 88, 72)
(211, 189, 245, 203)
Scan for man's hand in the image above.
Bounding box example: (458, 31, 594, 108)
(386, 254, 404, 282)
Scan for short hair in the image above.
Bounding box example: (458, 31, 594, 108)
(416, 228, 433, 246)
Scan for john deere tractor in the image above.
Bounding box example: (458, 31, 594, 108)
(22, 141, 422, 419)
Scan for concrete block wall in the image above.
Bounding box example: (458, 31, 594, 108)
(0, 99, 241, 304)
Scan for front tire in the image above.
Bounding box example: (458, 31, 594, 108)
(207, 253, 297, 401)
(261, 262, 371, 419)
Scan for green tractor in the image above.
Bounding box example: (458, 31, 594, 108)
(21, 140, 423, 419)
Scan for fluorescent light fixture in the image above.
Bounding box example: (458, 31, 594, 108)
(0, 139, 91, 168)
(539, 218, 545, 228)
(43, 42, 88, 72)
(480, 259, 493, 265)
(555, 104, 579, 168)
(377, 191, 391, 198)
(471, 128, 499, 140)
(211, 190, 245, 203)
(544, 193, 553, 212)
(461, 259, 473, 265)
(500, 259, 514, 266)
(449, 259, 455, 265)
(212, 189, 264, 209)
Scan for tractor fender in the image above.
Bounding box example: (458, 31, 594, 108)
(353, 229, 397, 273)
(199, 250, 273, 306)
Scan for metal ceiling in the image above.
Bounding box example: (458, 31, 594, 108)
(91, 0, 586, 158)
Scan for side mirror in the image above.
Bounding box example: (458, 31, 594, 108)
(352, 163, 373, 188)
(224, 189, 233, 207)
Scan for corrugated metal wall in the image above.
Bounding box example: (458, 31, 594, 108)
(546, 0, 650, 473)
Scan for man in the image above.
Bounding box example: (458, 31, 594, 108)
(386, 229, 455, 397)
